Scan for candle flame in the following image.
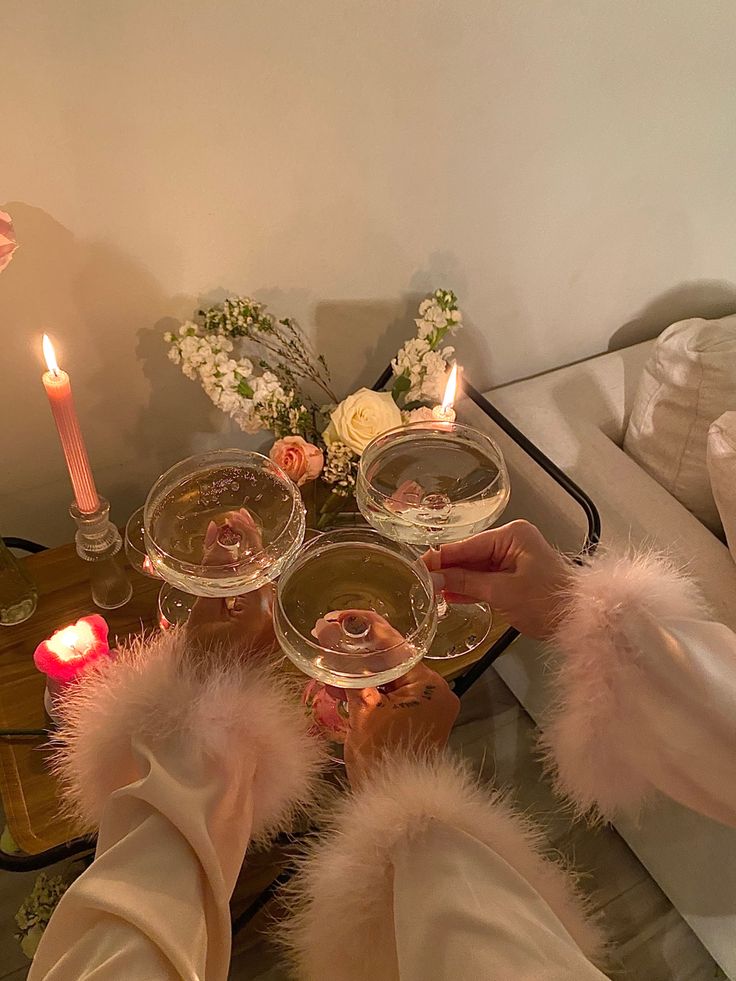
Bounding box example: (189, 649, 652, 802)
(441, 363, 458, 411)
(42, 334, 60, 374)
(47, 622, 94, 662)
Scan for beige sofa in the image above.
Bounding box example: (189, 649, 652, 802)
(484, 341, 736, 978)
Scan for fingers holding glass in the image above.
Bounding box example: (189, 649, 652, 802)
(344, 662, 460, 787)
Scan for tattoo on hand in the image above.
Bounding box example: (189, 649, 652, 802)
(392, 699, 422, 710)
(422, 685, 436, 702)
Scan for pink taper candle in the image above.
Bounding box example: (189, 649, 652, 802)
(42, 335, 99, 514)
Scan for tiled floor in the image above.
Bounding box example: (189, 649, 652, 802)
(1, 666, 726, 980)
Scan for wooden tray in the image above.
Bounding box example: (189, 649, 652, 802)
(0, 545, 160, 857)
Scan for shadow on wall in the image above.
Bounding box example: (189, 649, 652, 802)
(609, 279, 736, 350)
(0, 202, 237, 544)
(313, 295, 420, 394)
(1, 208, 482, 543)
(311, 252, 486, 396)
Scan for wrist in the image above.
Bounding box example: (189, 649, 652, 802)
(540, 554, 576, 639)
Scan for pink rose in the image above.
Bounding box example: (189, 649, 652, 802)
(270, 436, 324, 486)
(0, 211, 17, 273)
(302, 681, 349, 743)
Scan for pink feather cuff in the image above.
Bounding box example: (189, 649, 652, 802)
(50, 628, 324, 840)
(541, 549, 709, 822)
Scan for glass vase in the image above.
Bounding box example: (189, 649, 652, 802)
(0, 539, 38, 626)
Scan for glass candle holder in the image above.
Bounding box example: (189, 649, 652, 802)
(0, 539, 38, 626)
(71, 497, 133, 610)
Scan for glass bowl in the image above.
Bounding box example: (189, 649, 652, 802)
(274, 527, 437, 688)
(125, 506, 160, 578)
(356, 421, 510, 548)
(143, 448, 306, 597)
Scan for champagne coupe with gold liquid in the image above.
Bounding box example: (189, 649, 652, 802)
(274, 527, 438, 746)
(143, 449, 306, 617)
(356, 421, 510, 660)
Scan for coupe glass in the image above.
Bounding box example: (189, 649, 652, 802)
(275, 527, 437, 687)
(275, 527, 437, 749)
(143, 449, 306, 612)
(125, 507, 159, 578)
(356, 422, 510, 659)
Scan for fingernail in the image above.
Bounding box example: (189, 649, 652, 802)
(430, 571, 445, 590)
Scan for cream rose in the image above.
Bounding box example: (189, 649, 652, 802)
(325, 388, 402, 455)
(269, 436, 324, 486)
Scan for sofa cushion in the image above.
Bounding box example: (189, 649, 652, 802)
(708, 411, 736, 560)
(623, 315, 736, 531)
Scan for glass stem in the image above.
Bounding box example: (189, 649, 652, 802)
(428, 545, 449, 620)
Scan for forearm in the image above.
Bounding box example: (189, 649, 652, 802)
(284, 754, 605, 981)
(31, 629, 322, 981)
(542, 551, 736, 826)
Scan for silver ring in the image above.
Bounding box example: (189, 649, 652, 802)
(340, 614, 372, 640)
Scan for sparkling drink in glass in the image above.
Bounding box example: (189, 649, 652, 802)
(356, 422, 510, 659)
(275, 527, 437, 689)
(144, 449, 306, 608)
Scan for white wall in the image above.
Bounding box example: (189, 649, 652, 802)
(3, 0, 736, 545)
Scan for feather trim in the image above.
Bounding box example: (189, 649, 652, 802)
(51, 627, 324, 841)
(282, 753, 605, 980)
(541, 548, 709, 822)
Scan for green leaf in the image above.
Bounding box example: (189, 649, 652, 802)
(391, 374, 411, 403)
(237, 378, 254, 398)
(427, 324, 448, 350)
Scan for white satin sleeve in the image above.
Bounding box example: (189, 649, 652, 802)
(284, 755, 607, 981)
(28, 629, 322, 981)
(542, 551, 736, 827)
(393, 821, 607, 981)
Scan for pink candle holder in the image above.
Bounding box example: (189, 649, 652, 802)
(34, 615, 111, 723)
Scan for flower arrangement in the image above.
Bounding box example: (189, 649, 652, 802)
(165, 288, 462, 523)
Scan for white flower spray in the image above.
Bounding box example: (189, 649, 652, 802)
(391, 289, 462, 405)
(164, 297, 331, 438)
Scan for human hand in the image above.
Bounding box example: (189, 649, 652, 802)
(203, 508, 263, 558)
(387, 479, 424, 513)
(187, 585, 276, 654)
(426, 520, 572, 640)
(311, 608, 416, 657)
(187, 509, 276, 655)
(344, 662, 459, 788)
(312, 609, 459, 789)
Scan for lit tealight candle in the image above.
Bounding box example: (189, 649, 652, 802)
(432, 363, 459, 422)
(34, 615, 111, 721)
